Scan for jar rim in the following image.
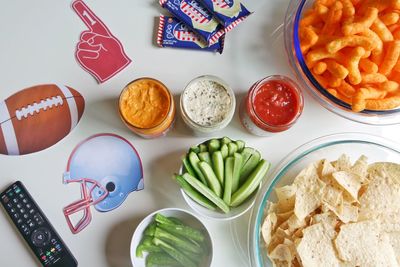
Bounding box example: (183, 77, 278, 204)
(248, 75, 304, 129)
(180, 75, 236, 130)
(118, 77, 175, 130)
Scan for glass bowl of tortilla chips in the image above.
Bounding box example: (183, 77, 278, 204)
(248, 132, 400, 267)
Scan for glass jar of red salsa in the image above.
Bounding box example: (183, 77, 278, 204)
(240, 75, 303, 136)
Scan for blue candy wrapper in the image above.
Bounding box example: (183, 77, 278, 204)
(159, 0, 225, 45)
(157, 15, 224, 53)
(198, 0, 251, 29)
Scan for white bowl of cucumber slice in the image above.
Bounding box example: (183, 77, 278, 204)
(175, 137, 271, 220)
(130, 208, 213, 267)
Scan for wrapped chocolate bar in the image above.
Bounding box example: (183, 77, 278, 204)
(157, 15, 224, 53)
(198, 0, 251, 29)
(159, 0, 225, 45)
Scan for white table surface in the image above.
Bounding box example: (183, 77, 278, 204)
(0, 1, 399, 266)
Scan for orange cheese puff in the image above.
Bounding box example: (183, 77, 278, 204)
(347, 47, 365, 85)
(350, 0, 362, 6)
(306, 47, 338, 66)
(315, 0, 336, 7)
(379, 80, 399, 92)
(371, 18, 394, 42)
(327, 88, 338, 97)
(341, 0, 355, 17)
(327, 73, 342, 87)
(379, 40, 400, 75)
(315, 3, 329, 17)
(388, 24, 400, 34)
(362, 50, 372, 58)
(342, 7, 378, 36)
(325, 59, 349, 79)
(321, 1, 343, 35)
(326, 36, 376, 53)
(381, 12, 400, 25)
(360, 58, 379, 73)
(366, 96, 400, 110)
(337, 80, 357, 97)
(314, 35, 341, 46)
(361, 73, 388, 83)
(313, 73, 330, 88)
(352, 87, 387, 112)
(313, 61, 328, 74)
(360, 0, 396, 13)
(360, 29, 383, 53)
(337, 92, 353, 104)
(300, 26, 319, 53)
(300, 11, 322, 27)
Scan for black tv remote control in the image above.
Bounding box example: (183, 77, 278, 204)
(0, 181, 78, 267)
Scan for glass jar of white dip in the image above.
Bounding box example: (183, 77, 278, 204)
(180, 75, 236, 134)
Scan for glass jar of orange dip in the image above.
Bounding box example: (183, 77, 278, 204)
(118, 78, 175, 138)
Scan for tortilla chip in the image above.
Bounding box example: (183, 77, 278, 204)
(262, 212, 277, 245)
(319, 159, 337, 178)
(294, 167, 325, 220)
(322, 184, 343, 207)
(269, 243, 293, 263)
(350, 155, 368, 181)
(276, 211, 294, 226)
(359, 171, 400, 219)
(368, 162, 400, 184)
(275, 185, 296, 213)
(287, 214, 306, 232)
(334, 220, 398, 266)
(331, 154, 351, 171)
(296, 223, 342, 266)
(332, 171, 362, 202)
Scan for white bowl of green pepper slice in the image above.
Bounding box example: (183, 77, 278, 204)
(175, 137, 271, 220)
(130, 208, 213, 267)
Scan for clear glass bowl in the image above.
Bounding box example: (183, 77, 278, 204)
(248, 132, 400, 267)
(284, 0, 400, 125)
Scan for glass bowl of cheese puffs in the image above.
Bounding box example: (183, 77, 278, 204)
(284, 0, 400, 124)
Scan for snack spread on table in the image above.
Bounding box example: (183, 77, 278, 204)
(262, 155, 400, 266)
(136, 213, 210, 267)
(1, 0, 400, 267)
(174, 137, 270, 213)
(299, 0, 400, 112)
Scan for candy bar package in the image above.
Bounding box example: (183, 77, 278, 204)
(157, 15, 224, 53)
(159, 0, 225, 45)
(198, 0, 251, 29)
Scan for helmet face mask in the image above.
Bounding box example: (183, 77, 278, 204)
(63, 134, 143, 234)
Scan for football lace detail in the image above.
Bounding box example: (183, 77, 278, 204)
(15, 95, 64, 120)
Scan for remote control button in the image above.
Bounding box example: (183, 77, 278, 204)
(17, 218, 23, 224)
(19, 193, 24, 198)
(13, 213, 19, 219)
(28, 221, 35, 228)
(26, 203, 31, 209)
(8, 192, 14, 197)
(10, 208, 15, 213)
(31, 228, 51, 247)
(22, 198, 28, 204)
(13, 198, 18, 203)
(20, 208, 25, 214)
(2, 196, 9, 203)
(7, 203, 12, 208)
(14, 188, 21, 194)
(29, 209, 35, 214)
(23, 214, 29, 219)
(17, 203, 22, 209)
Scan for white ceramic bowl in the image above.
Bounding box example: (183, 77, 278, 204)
(130, 208, 213, 267)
